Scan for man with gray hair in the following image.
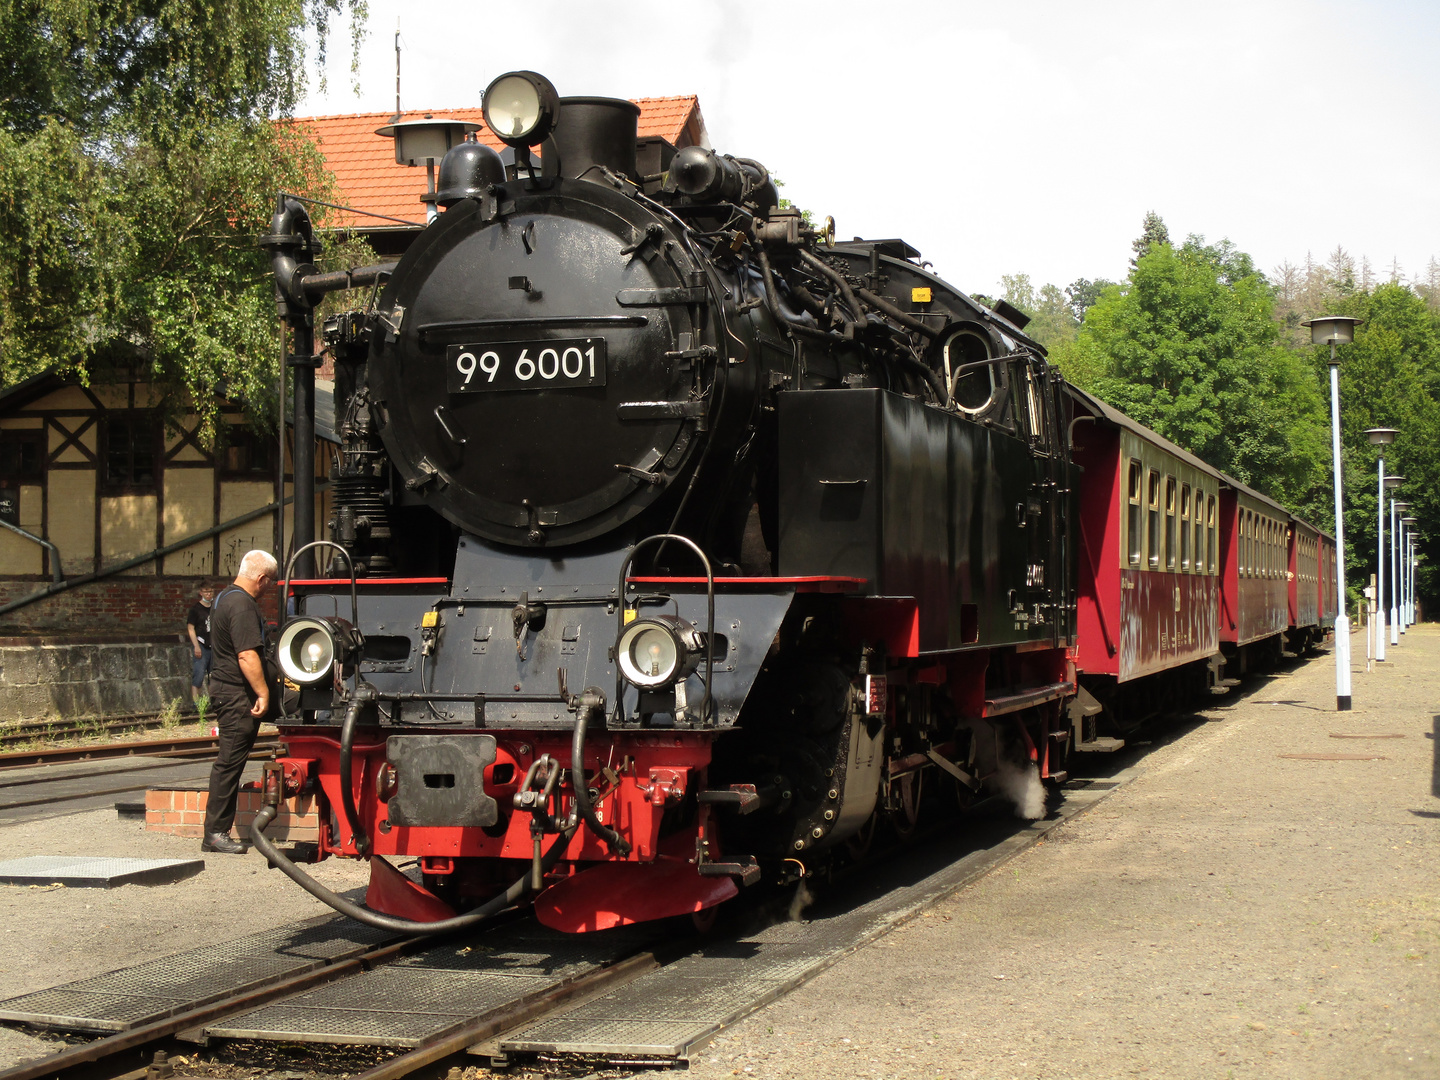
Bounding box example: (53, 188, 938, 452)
(202, 549, 279, 853)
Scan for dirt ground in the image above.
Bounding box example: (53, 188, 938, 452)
(684, 628, 1440, 1080)
(0, 629, 1436, 1079)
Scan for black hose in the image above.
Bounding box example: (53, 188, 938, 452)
(756, 249, 836, 346)
(571, 704, 631, 855)
(894, 349, 950, 405)
(798, 250, 864, 333)
(248, 803, 575, 935)
(338, 697, 372, 856)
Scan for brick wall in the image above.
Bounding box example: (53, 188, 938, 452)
(0, 577, 281, 635)
(145, 785, 320, 842)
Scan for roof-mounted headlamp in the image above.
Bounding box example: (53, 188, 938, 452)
(482, 71, 560, 148)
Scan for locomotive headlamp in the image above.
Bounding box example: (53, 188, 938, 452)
(616, 615, 703, 690)
(277, 616, 361, 686)
(482, 71, 560, 147)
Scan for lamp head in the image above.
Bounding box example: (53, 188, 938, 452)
(1363, 427, 1399, 446)
(482, 71, 560, 148)
(1402, 517, 1418, 526)
(1301, 315, 1363, 347)
(374, 118, 479, 167)
(1392, 500, 1411, 511)
(1384, 475, 1405, 489)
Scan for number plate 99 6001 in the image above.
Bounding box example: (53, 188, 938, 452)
(446, 338, 607, 393)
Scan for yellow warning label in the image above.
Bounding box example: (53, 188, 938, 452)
(421, 611, 439, 628)
(911, 287, 933, 304)
(623, 609, 638, 624)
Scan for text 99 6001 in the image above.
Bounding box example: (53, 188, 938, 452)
(446, 338, 607, 394)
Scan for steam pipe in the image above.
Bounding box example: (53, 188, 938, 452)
(856, 286, 943, 341)
(301, 264, 397, 302)
(798, 249, 864, 331)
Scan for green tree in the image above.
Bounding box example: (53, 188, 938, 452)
(1319, 283, 1440, 610)
(0, 0, 365, 439)
(1065, 277, 1114, 322)
(1130, 210, 1170, 267)
(1000, 273, 1078, 350)
(1063, 234, 1328, 510)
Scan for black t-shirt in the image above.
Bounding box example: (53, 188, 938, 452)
(186, 602, 211, 649)
(210, 587, 266, 689)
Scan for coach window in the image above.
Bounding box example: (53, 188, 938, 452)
(1242, 511, 1251, 577)
(1127, 459, 1143, 566)
(1207, 495, 1216, 574)
(1147, 469, 1161, 569)
(1194, 491, 1205, 575)
(1164, 477, 1177, 570)
(1180, 484, 1192, 571)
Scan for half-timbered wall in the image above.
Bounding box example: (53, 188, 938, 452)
(0, 377, 330, 634)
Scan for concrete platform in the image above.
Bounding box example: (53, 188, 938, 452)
(0, 855, 203, 888)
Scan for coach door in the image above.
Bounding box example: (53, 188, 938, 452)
(1015, 355, 1065, 644)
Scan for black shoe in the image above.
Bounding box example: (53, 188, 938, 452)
(202, 832, 246, 854)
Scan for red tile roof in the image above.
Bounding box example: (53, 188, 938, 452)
(293, 97, 706, 229)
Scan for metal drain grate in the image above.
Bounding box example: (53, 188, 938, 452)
(205, 921, 659, 1047)
(0, 856, 203, 888)
(0, 917, 394, 1033)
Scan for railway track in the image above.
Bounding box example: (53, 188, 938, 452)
(0, 733, 280, 771)
(0, 917, 668, 1080)
(0, 712, 182, 748)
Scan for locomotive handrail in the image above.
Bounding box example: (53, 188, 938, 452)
(281, 540, 361, 710)
(615, 534, 716, 728)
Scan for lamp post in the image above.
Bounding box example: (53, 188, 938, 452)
(1303, 315, 1363, 709)
(1402, 518, 1418, 626)
(1393, 500, 1411, 635)
(1383, 481, 1405, 646)
(1364, 430, 1398, 660)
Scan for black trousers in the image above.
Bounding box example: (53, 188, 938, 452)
(204, 683, 260, 837)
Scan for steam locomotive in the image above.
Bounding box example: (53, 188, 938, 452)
(250, 72, 1334, 934)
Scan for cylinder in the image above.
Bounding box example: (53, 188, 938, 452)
(543, 97, 641, 182)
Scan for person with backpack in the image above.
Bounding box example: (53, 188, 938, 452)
(202, 549, 278, 854)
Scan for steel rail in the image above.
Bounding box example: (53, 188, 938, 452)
(0, 936, 418, 1080)
(0, 927, 667, 1080)
(347, 950, 661, 1080)
(0, 736, 281, 771)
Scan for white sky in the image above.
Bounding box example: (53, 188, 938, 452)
(297, 0, 1440, 299)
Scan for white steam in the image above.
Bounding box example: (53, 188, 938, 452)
(994, 756, 1046, 820)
